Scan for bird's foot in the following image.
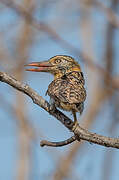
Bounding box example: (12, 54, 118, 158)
(72, 120, 79, 132)
(49, 103, 56, 112)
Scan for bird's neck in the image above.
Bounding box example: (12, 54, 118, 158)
(54, 67, 81, 79)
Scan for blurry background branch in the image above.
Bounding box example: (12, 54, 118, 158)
(0, 71, 119, 149)
(1, 0, 119, 92)
(0, 0, 119, 179)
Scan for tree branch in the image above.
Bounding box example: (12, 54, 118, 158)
(0, 71, 119, 149)
(40, 136, 77, 147)
(1, 0, 119, 92)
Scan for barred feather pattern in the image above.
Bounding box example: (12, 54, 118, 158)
(47, 71, 86, 114)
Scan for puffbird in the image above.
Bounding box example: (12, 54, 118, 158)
(25, 55, 86, 127)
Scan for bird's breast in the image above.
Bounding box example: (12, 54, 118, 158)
(47, 71, 86, 113)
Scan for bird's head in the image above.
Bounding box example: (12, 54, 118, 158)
(25, 55, 81, 79)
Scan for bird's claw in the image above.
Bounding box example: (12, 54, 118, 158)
(72, 121, 79, 132)
(49, 103, 56, 112)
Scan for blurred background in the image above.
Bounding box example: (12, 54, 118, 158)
(0, 0, 119, 179)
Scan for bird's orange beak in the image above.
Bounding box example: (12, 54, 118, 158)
(25, 61, 53, 72)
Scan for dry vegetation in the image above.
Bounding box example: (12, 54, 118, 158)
(0, 0, 119, 179)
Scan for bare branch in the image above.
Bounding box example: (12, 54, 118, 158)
(1, 0, 119, 92)
(40, 136, 77, 147)
(95, 1, 119, 28)
(0, 71, 74, 130)
(0, 71, 119, 149)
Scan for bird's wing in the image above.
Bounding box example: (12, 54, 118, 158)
(47, 77, 86, 104)
(58, 82, 86, 104)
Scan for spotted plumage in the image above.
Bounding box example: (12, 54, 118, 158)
(25, 55, 86, 125)
(47, 71, 86, 114)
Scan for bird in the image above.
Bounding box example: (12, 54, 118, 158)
(25, 55, 86, 127)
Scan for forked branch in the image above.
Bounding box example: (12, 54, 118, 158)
(0, 71, 119, 149)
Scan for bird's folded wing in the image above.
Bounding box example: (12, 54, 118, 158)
(48, 79, 86, 104)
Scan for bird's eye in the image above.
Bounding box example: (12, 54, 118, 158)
(54, 59, 61, 64)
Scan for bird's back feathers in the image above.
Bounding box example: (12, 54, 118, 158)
(47, 71, 86, 114)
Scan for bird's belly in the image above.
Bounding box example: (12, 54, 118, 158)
(58, 102, 75, 111)
(55, 100, 83, 114)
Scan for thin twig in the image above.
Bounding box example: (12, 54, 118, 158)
(40, 136, 77, 147)
(1, 71, 119, 149)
